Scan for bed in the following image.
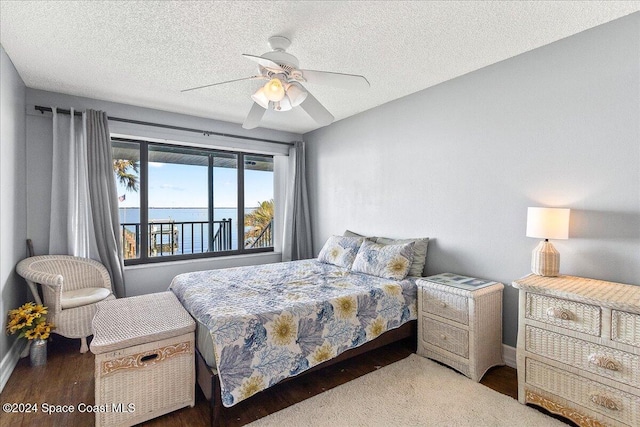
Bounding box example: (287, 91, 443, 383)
(169, 235, 426, 425)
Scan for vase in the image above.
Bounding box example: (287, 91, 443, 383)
(20, 340, 31, 358)
(29, 339, 47, 367)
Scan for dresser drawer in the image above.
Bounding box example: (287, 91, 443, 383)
(526, 358, 640, 426)
(525, 293, 601, 336)
(525, 326, 640, 388)
(422, 287, 469, 325)
(422, 317, 469, 358)
(612, 310, 640, 347)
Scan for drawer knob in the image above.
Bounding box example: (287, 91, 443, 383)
(588, 354, 621, 371)
(546, 307, 574, 321)
(440, 302, 447, 308)
(589, 394, 620, 411)
(440, 334, 447, 340)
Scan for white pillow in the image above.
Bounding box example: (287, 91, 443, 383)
(317, 235, 365, 268)
(375, 237, 429, 276)
(352, 240, 415, 280)
(343, 230, 376, 241)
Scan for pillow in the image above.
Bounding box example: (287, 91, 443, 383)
(343, 230, 376, 241)
(352, 240, 415, 280)
(343, 229, 364, 238)
(317, 236, 365, 268)
(375, 237, 429, 276)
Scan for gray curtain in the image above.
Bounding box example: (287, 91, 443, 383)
(282, 140, 313, 261)
(86, 110, 126, 297)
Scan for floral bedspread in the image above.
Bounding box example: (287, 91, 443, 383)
(169, 259, 417, 407)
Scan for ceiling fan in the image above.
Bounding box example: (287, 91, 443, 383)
(182, 36, 370, 129)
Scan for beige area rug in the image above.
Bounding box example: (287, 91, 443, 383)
(248, 354, 568, 427)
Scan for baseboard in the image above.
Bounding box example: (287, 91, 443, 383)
(502, 344, 516, 369)
(0, 338, 27, 393)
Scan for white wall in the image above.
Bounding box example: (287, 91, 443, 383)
(0, 45, 27, 391)
(305, 14, 640, 347)
(25, 89, 300, 296)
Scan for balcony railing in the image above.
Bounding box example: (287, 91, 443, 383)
(246, 221, 272, 249)
(120, 218, 233, 260)
(120, 217, 274, 260)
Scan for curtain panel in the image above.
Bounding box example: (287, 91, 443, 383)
(48, 108, 125, 297)
(282, 140, 313, 261)
(49, 108, 96, 256)
(86, 110, 125, 297)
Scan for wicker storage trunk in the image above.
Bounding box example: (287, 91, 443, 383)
(91, 291, 195, 427)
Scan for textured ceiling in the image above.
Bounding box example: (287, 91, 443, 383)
(1, 1, 639, 134)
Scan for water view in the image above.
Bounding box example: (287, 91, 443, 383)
(119, 207, 260, 257)
(113, 141, 275, 260)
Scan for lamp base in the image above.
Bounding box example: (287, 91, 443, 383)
(531, 240, 560, 277)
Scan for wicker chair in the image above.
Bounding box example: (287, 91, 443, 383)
(16, 255, 116, 353)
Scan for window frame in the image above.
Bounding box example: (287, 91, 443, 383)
(112, 137, 275, 266)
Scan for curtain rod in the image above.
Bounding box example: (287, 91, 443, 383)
(33, 105, 294, 146)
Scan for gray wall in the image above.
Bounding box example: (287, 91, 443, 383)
(25, 89, 300, 296)
(304, 14, 640, 347)
(0, 45, 27, 390)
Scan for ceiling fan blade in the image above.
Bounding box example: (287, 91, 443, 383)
(181, 76, 263, 93)
(242, 54, 283, 72)
(299, 91, 334, 126)
(300, 69, 370, 90)
(242, 102, 267, 129)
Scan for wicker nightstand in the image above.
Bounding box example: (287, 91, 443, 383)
(417, 273, 504, 381)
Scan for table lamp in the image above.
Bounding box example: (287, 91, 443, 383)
(526, 207, 570, 277)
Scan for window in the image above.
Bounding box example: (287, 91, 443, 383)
(244, 155, 274, 250)
(112, 138, 274, 264)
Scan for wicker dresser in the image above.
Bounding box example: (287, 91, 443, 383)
(513, 274, 640, 427)
(416, 273, 504, 382)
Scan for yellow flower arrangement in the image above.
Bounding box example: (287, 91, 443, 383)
(6, 302, 54, 340)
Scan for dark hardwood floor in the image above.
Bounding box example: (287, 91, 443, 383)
(0, 336, 566, 426)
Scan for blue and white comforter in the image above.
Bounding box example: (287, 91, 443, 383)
(169, 259, 417, 407)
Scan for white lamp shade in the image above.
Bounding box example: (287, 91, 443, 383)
(286, 82, 308, 106)
(263, 78, 286, 102)
(251, 87, 270, 109)
(274, 96, 292, 111)
(526, 207, 570, 240)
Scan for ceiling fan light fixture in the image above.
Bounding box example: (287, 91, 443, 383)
(275, 96, 292, 111)
(285, 82, 308, 107)
(181, 36, 369, 128)
(251, 87, 270, 109)
(263, 78, 285, 102)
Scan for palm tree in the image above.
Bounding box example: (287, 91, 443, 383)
(244, 199, 274, 246)
(113, 159, 139, 192)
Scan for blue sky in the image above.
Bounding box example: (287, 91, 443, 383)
(116, 163, 273, 209)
